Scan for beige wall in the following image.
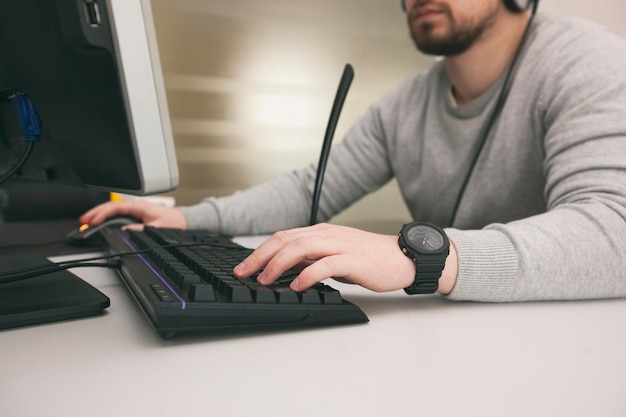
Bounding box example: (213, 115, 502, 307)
(150, 0, 625, 231)
(541, 0, 626, 36)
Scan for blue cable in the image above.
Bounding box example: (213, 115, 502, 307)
(11, 92, 42, 142)
(0, 92, 40, 185)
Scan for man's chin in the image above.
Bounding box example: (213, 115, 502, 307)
(413, 36, 472, 56)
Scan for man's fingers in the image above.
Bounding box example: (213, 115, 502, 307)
(233, 237, 283, 278)
(290, 255, 346, 291)
(234, 227, 309, 278)
(257, 235, 341, 285)
(234, 227, 332, 284)
(81, 202, 125, 224)
(81, 201, 145, 225)
(121, 223, 145, 232)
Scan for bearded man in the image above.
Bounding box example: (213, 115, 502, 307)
(83, 0, 626, 302)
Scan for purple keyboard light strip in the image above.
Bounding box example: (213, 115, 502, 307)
(114, 229, 187, 309)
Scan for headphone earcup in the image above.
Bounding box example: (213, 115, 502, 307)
(503, 0, 534, 13)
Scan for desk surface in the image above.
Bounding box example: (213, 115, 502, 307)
(2, 236, 626, 417)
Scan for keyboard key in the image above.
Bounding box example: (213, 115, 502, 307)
(318, 286, 342, 304)
(300, 289, 321, 304)
(179, 272, 202, 288)
(226, 284, 253, 303)
(189, 284, 216, 302)
(250, 286, 277, 303)
(273, 287, 299, 304)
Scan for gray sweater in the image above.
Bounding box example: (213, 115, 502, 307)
(179, 15, 626, 302)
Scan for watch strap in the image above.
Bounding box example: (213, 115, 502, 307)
(403, 254, 447, 294)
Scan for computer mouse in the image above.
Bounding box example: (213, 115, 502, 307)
(67, 216, 136, 246)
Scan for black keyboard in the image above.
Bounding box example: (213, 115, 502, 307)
(100, 226, 368, 338)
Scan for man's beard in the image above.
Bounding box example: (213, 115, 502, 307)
(409, 2, 499, 56)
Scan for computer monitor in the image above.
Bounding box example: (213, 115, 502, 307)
(0, 0, 178, 195)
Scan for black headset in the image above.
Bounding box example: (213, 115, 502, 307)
(401, 0, 536, 14)
(502, 0, 535, 13)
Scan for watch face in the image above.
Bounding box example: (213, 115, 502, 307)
(406, 225, 445, 252)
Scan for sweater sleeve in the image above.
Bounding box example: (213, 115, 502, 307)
(446, 20, 626, 302)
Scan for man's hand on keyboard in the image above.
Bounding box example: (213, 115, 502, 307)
(233, 223, 419, 293)
(80, 200, 187, 231)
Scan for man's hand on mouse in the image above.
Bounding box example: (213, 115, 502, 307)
(80, 200, 187, 231)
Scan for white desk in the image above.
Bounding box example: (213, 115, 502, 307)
(2, 237, 626, 417)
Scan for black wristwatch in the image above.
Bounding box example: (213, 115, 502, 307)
(398, 222, 450, 294)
